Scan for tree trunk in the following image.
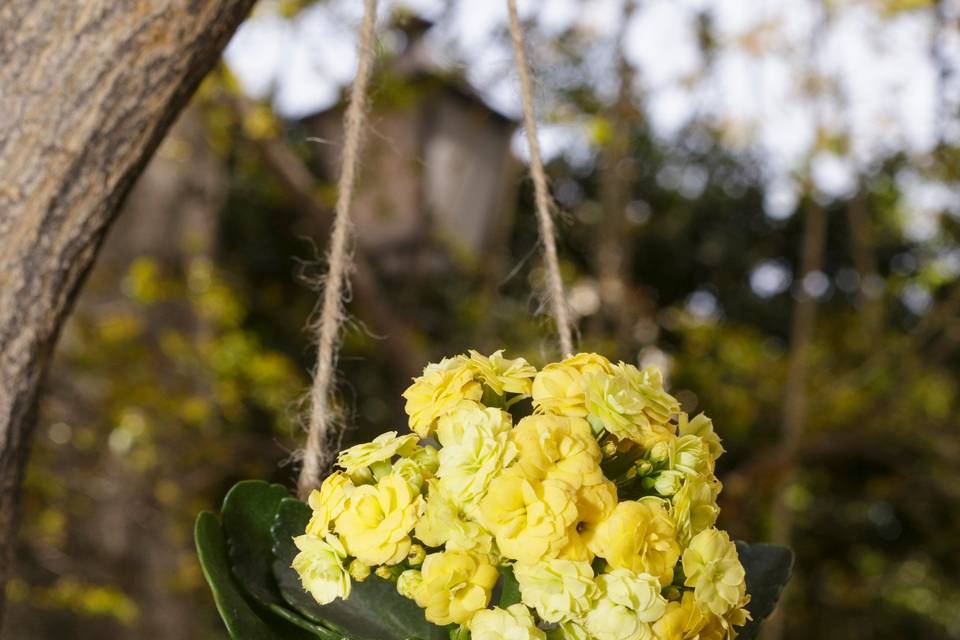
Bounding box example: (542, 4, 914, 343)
(0, 0, 255, 626)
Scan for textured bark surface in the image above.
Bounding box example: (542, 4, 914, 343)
(0, 0, 255, 625)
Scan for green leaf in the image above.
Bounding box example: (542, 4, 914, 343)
(497, 565, 521, 608)
(271, 497, 447, 640)
(735, 541, 794, 640)
(272, 497, 312, 567)
(448, 626, 470, 640)
(221, 482, 343, 638)
(267, 601, 345, 639)
(195, 511, 311, 640)
(222, 480, 291, 607)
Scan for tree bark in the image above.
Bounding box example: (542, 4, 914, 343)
(0, 0, 255, 626)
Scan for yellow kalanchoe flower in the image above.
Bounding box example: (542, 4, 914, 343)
(291, 534, 351, 605)
(697, 594, 752, 640)
(392, 457, 429, 493)
(532, 352, 613, 417)
(560, 479, 618, 562)
(547, 622, 591, 640)
(583, 363, 680, 446)
(598, 568, 667, 617)
(515, 559, 597, 623)
(435, 401, 512, 447)
(590, 499, 681, 587)
(334, 472, 423, 566)
(670, 475, 721, 546)
(415, 480, 493, 555)
(403, 356, 482, 438)
(617, 363, 680, 425)
(652, 591, 707, 640)
(336, 431, 419, 477)
(437, 432, 516, 515)
(511, 414, 603, 489)
(584, 569, 667, 640)
(470, 604, 546, 640)
(678, 412, 724, 461)
(295, 350, 752, 639)
(668, 434, 715, 477)
(413, 550, 498, 625)
(436, 403, 516, 513)
(467, 349, 538, 396)
(682, 528, 746, 615)
(305, 471, 354, 535)
(479, 469, 578, 564)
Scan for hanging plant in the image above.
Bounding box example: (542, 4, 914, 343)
(195, 2, 791, 638)
(196, 350, 792, 640)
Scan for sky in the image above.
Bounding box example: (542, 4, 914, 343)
(224, 0, 960, 237)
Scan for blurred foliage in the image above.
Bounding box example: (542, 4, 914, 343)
(9, 2, 960, 639)
(12, 255, 306, 638)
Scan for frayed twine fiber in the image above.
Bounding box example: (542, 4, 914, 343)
(506, 0, 574, 359)
(298, 0, 379, 499)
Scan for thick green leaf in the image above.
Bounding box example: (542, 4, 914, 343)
(735, 541, 794, 640)
(272, 497, 311, 567)
(221, 482, 344, 638)
(497, 565, 521, 608)
(271, 497, 448, 640)
(270, 498, 333, 628)
(195, 511, 311, 640)
(267, 601, 345, 639)
(222, 480, 290, 607)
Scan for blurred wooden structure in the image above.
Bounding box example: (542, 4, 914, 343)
(303, 18, 518, 272)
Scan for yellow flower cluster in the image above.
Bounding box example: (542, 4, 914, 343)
(293, 350, 751, 639)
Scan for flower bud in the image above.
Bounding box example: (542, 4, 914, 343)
(406, 544, 426, 566)
(396, 569, 423, 599)
(369, 460, 393, 482)
(662, 586, 681, 601)
(411, 445, 440, 476)
(649, 441, 670, 462)
(393, 458, 425, 493)
(348, 559, 371, 582)
(348, 467, 373, 485)
(654, 470, 683, 496)
(375, 565, 394, 581)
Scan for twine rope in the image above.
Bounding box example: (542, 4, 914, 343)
(506, 0, 574, 358)
(298, 0, 379, 499)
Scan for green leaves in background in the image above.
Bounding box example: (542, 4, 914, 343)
(735, 541, 795, 640)
(196, 480, 448, 640)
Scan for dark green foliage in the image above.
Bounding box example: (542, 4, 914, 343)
(199, 481, 791, 639)
(496, 565, 521, 608)
(735, 542, 795, 640)
(197, 481, 448, 640)
(194, 512, 316, 640)
(223, 481, 291, 607)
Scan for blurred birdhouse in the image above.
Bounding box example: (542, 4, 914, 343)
(302, 15, 518, 274)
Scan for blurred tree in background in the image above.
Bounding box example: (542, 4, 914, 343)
(6, 0, 960, 639)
